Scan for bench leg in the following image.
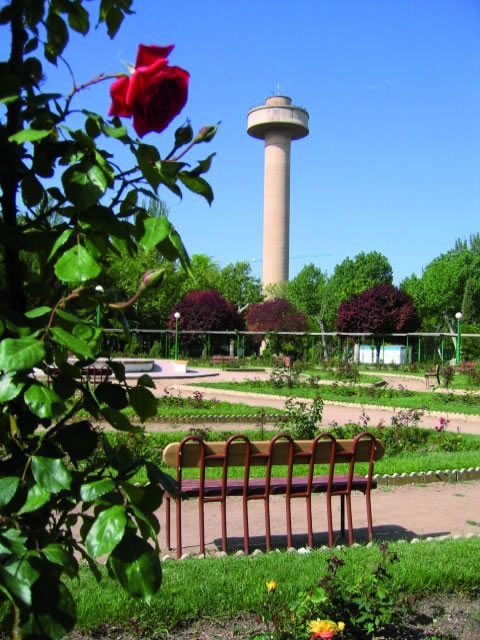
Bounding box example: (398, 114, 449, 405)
(306, 496, 313, 548)
(340, 495, 345, 538)
(199, 497, 205, 556)
(263, 498, 271, 553)
(165, 495, 171, 551)
(345, 494, 354, 546)
(324, 494, 333, 548)
(221, 498, 227, 553)
(243, 496, 250, 554)
(285, 497, 293, 549)
(176, 497, 182, 559)
(365, 490, 373, 542)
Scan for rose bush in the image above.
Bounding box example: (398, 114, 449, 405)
(109, 43, 189, 137)
(0, 1, 217, 638)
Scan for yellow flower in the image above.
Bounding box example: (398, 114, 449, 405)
(308, 618, 344, 637)
(265, 580, 277, 592)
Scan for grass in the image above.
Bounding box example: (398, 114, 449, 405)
(193, 379, 480, 415)
(55, 538, 480, 635)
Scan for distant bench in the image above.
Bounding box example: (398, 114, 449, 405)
(162, 432, 384, 558)
(47, 364, 112, 387)
(424, 363, 441, 387)
(211, 355, 236, 366)
(455, 361, 476, 374)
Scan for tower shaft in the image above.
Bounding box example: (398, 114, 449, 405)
(247, 95, 309, 293)
(263, 131, 291, 285)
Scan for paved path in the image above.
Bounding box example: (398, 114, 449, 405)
(157, 369, 480, 435)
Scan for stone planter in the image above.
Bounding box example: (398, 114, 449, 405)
(174, 360, 188, 374)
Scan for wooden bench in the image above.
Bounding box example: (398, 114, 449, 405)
(455, 360, 476, 374)
(47, 364, 112, 387)
(162, 432, 384, 558)
(211, 355, 236, 365)
(424, 363, 441, 387)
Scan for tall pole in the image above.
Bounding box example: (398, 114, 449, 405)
(455, 311, 463, 364)
(95, 285, 104, 327)
(174, 312, 180, 360)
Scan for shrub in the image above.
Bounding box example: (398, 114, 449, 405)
(279, 395, 324, 439)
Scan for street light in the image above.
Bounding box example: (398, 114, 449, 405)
(455, 311, 463, 364)
(174, 312, 181, 360)
(95, 285, 104, 327)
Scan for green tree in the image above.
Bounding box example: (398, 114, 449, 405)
(0, 3, 217, 637)
(402, 245, 480, 330)
(217, 261, 263, 311)
(286, 263, 329, 327)
(177, 253, 221, 296)
(325, 251, 393, 326)
(461, 277, 480, 324)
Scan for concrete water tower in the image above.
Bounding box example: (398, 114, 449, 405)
(247, 95, 309, 291)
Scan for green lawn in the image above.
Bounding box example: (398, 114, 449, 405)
(193, 380, 480, 415)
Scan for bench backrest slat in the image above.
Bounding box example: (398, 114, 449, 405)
(163, 435, 385, 469)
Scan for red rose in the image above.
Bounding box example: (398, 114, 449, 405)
(109, 44, 189, 138)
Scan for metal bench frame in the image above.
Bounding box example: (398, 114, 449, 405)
(163, 432, 384, 558)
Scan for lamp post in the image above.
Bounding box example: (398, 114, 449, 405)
(455, 311, 463, 364)
(95, 285, 104, 327)
(174, 312, 180, 360)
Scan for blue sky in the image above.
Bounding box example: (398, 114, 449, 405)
(19, 1, 480, 285)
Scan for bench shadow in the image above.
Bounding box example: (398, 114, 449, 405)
(212, 525, 452, 553)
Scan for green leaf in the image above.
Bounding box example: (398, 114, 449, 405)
(157, 225, 191, 274)
(48, 228, 73, 261)
(24, 383, 65, 419)
(21, 577, 75, 639)
(62, 162, 108, 209)
(101, 407, 139, 432)
(54, 245, 101, 283)
(136, 374, 155, 389)
(8, 128, 52, 144)
(146, 462, 180, 497)
(21, 172, 45, 207)
(80, 478, 116, 502)
(95, 382, 128, 409)
(0, 73, 20, 104)
(0, 566, 32, 607)
(54, 420, 98, 461)
(50, 326, 94, 359)
(0, 337, 45, 371)
(66, 1, 89, 34)
(108, 533, 162, 603)
(190, 152, 216, 177)
(0, 372, 24, 402)
(178, 172, 214, 205)
(102, 122, 128, 138)
(103, 6, 124, 38)
(18, 484, 51, 514)
(0, 477, 19, 507)
(44, 11, 69, 63)
(42, 544, 79, 578)
(137, 216, 170, 252)
(128, 386, 157, 423)
(135, 144, 161, 191)
(31, 456, 72, 492)
(25, 306, 51, 318)
(85, 505, 127, 558)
